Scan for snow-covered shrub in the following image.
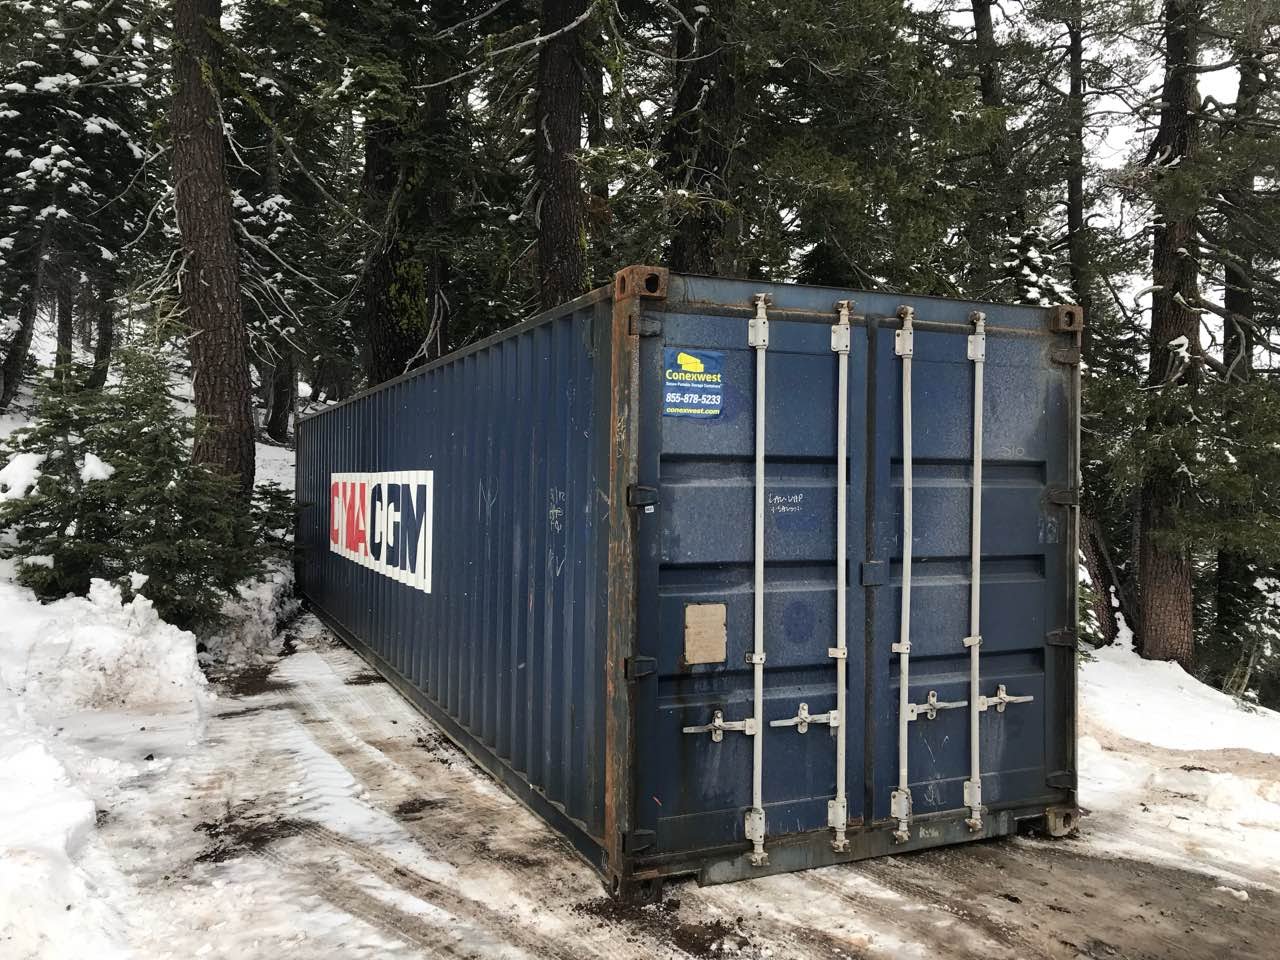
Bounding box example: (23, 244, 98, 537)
(0, 349, 262, 628)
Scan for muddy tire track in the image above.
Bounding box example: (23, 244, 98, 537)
(807, 870, 1023, 960)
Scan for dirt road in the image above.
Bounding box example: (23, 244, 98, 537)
(94, 615, 1280, 960)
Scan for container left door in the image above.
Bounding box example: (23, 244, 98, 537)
(629, 302, 868, 864)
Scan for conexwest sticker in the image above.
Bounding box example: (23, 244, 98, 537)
(663, 348, 724, 418)
(330, 471, 434, 593)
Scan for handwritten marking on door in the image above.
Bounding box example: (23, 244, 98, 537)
(769, 492, 804, 515)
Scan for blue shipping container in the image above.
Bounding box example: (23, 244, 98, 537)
(295, 266, 1081, 891)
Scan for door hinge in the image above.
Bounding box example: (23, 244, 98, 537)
(621, 828, 656, 854)
(629, 313, 663, 337)
(627, 484, 659, 508)
(860, 560, 888, 586)
(1046, 628, 1078, 649)
(1047, 487, 1079, 506)
(1046, 770, 1076, 789)
(624, 656, 656, 681)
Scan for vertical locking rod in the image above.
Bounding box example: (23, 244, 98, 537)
(891, 305, 915, 843)
(829, 301, 852, 852)
(747, 293, 770, 866)
(964, 311, 987, 829)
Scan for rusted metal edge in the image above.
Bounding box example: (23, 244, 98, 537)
(602, 269, 646, 891)
(621, 799, 1063, 885)
(1049, 303, 1085, 334)
(1060, 304, 1083, 809)
(613, 264, 669, 302)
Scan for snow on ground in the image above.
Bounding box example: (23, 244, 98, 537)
(0, 428, 296, 960)
(4, 570, 1280, 957)
(0, 576, 211, 959)
(1077, 631, 1280, 892)
(1082, 633, 1280, 757)
(1, 414, 1279, 955)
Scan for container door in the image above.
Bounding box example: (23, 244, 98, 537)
(866, 314, 1065, 825)
(631, 303, 867, 858)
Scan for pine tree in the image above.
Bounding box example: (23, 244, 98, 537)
(0, 348, 261, 628)
(0, 1, 158, 408)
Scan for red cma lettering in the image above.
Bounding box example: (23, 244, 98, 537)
(330, 482, 341, 545)
(344, 482, 369, 556)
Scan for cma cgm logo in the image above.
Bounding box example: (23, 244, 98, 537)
(329, 471, 434, 593)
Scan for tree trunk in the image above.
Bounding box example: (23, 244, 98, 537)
(969, 0, 1028, 295)
(1138, 0, 1201, 670)
(265, 349, 295, 443)
(422, 83, 453, 359)
(0, 284, 42, 410)
(1065, 6, 1094, 353)
(172, 0, 256, 496)
(534, 0, 588, 310)
(54, 279, 74, 386)
(972, 0, 1024, 224)
(1214, 9, 1264, 681)
(77, 298, 94, 351)
(360, 120, 420, 384)
(84, 283, 114, 390)
(0, 220, 52, 410)
(664, 0, 738, 275)
(1081, 515, 1119, 645)
(584, 42, 611, 264)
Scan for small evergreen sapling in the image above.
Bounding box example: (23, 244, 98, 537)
(0, 349, 262, 628)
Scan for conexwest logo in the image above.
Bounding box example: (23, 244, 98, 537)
(330, 471, 434, 593)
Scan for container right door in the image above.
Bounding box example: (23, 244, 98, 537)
(866, 310, 1073, 823)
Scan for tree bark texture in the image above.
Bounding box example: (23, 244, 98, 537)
(1214, 15, 1265, 684)
(584, 46, 611, 262)
(84, 284, 114, 391)
(971, 0, 1025, 234)
(1065, 7, 1094, 357)
(172, 0, 256, 496)
(0, 284, 41, 410)
(664, 0, 738, 275)
(360, 120, 420, 384)
(77, 296, 94, 351)
(1138, 0, 1201, 669)
(421, 84, 454, 360)
(54, 279, 73, 385)
(1220, 14, 1263, 381)
(265, 349, 295, 443)
(0, 220, 52, 410)
(1081, 514, 1120, 646)
(535, 0, 588, 310)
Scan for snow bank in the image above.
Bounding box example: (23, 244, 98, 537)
(0, 581, 150, 959)
(1079, 634, 1280, 884)
(1080, 634, 1280, 756)
(202, 561, 298, 666)
(0, 579, 206, 717)
(0, 712, 131, 959)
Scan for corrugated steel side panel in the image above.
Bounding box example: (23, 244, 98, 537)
(296, 294, 616, 855)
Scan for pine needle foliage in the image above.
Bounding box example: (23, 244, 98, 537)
(0, 349, 262, 628)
